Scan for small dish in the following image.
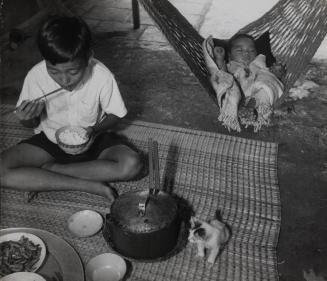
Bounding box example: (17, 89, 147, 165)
(0, 272, 46, 281)
(0, 232, 47, 275)
(85, 253, 127, 281)
(68, 210, 103, 238)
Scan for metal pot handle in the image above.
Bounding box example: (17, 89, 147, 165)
(138, 196, 149, 216)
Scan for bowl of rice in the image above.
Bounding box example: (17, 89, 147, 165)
(55, 125, 92, 155)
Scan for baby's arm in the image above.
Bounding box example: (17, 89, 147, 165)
(269, 61, 286, 80)
(213, 46, 227, 71)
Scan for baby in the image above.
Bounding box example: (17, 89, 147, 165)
(203, 34, 285, 132)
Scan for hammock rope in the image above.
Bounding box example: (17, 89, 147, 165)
(138, 0, 327, 105)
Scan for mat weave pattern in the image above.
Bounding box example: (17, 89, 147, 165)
(0, 104, 280, 281)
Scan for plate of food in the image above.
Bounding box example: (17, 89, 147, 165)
(0, 228, 84, 281)
(0, 232, 47, 278)
(0, 272, 46, 281)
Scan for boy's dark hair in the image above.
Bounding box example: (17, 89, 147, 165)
(227, 33, 256, 53)
(37, 15, 92, 65)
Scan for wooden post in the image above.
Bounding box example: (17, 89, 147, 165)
(132, 0, 140, 29)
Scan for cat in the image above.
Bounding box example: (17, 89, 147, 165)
(188, 211, 230, 264)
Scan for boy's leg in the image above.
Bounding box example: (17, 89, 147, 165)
(0, 143, 116, 200)
(42, 144, 143, 182)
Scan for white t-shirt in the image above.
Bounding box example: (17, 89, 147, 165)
(17, 58, 127, 143)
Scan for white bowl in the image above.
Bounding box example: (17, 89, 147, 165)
(0, 272, 46, 281)
(55, 125, 92, 155)
(85, 253, 127, 281)
(0, 232, 47, 275)
(68, 210, 103, 238)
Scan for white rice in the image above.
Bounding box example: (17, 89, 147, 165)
(59, 128, 88, 145)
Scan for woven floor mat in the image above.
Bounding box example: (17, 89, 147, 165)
(0, 104, 280, 281)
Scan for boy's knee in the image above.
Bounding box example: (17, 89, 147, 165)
(121, 153, 143, 180)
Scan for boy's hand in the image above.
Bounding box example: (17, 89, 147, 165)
(85, 126, 96, 138)
(16, 100, 45, 121)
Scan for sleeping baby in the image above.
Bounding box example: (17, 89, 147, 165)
(203, 33, 285, 132)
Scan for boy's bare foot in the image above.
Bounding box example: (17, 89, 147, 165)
(101, 183, 118, 201)
(24, 191, 39, 203)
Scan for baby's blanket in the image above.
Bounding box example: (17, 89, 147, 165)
(203, 36, 284, 132)
(228, 55, 283, 106)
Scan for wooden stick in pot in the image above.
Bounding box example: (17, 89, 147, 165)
(148, 138, 160, 195)
(148, 138, 154, 194)
(153, 140, 160, 193)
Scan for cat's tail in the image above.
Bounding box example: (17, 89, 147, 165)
(215, 210, 223, 222)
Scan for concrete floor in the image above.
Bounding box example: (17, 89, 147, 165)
(1, 1, 327, 280)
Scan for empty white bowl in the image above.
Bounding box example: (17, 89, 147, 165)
(85, 253, 127, 281)
(68, 210, 103, 238)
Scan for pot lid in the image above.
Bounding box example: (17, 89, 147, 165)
(110, 190, 178, 233)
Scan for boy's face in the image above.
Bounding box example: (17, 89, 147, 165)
(229, 37, 257, 65)
(46, 59, 88, 91)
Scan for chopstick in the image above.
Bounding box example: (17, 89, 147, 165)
(153, 140, 160, 192)
(2, 87, 63, 116)
(148, 138, 160, 195)
(32, 87, 64, 103)
(148, 138, 154, 193)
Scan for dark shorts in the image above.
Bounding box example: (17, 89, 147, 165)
(20, 132, 130, 164)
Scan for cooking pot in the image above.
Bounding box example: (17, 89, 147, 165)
(102, 139, 181, 260)
(103, 190, 181, 260)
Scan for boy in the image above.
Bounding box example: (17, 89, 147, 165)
(0, 16, 143, 201)
(203, 34, 284, 132)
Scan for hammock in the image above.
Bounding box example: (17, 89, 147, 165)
(137, 0, 327, 105)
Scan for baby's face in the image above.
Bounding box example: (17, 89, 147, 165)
(46, 58, 88, 91)
(229, 37, 257, 65)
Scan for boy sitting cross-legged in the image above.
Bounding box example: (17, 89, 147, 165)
(0, 16, 143, 201)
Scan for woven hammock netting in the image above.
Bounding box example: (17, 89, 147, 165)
(139, 0, 327, 104)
